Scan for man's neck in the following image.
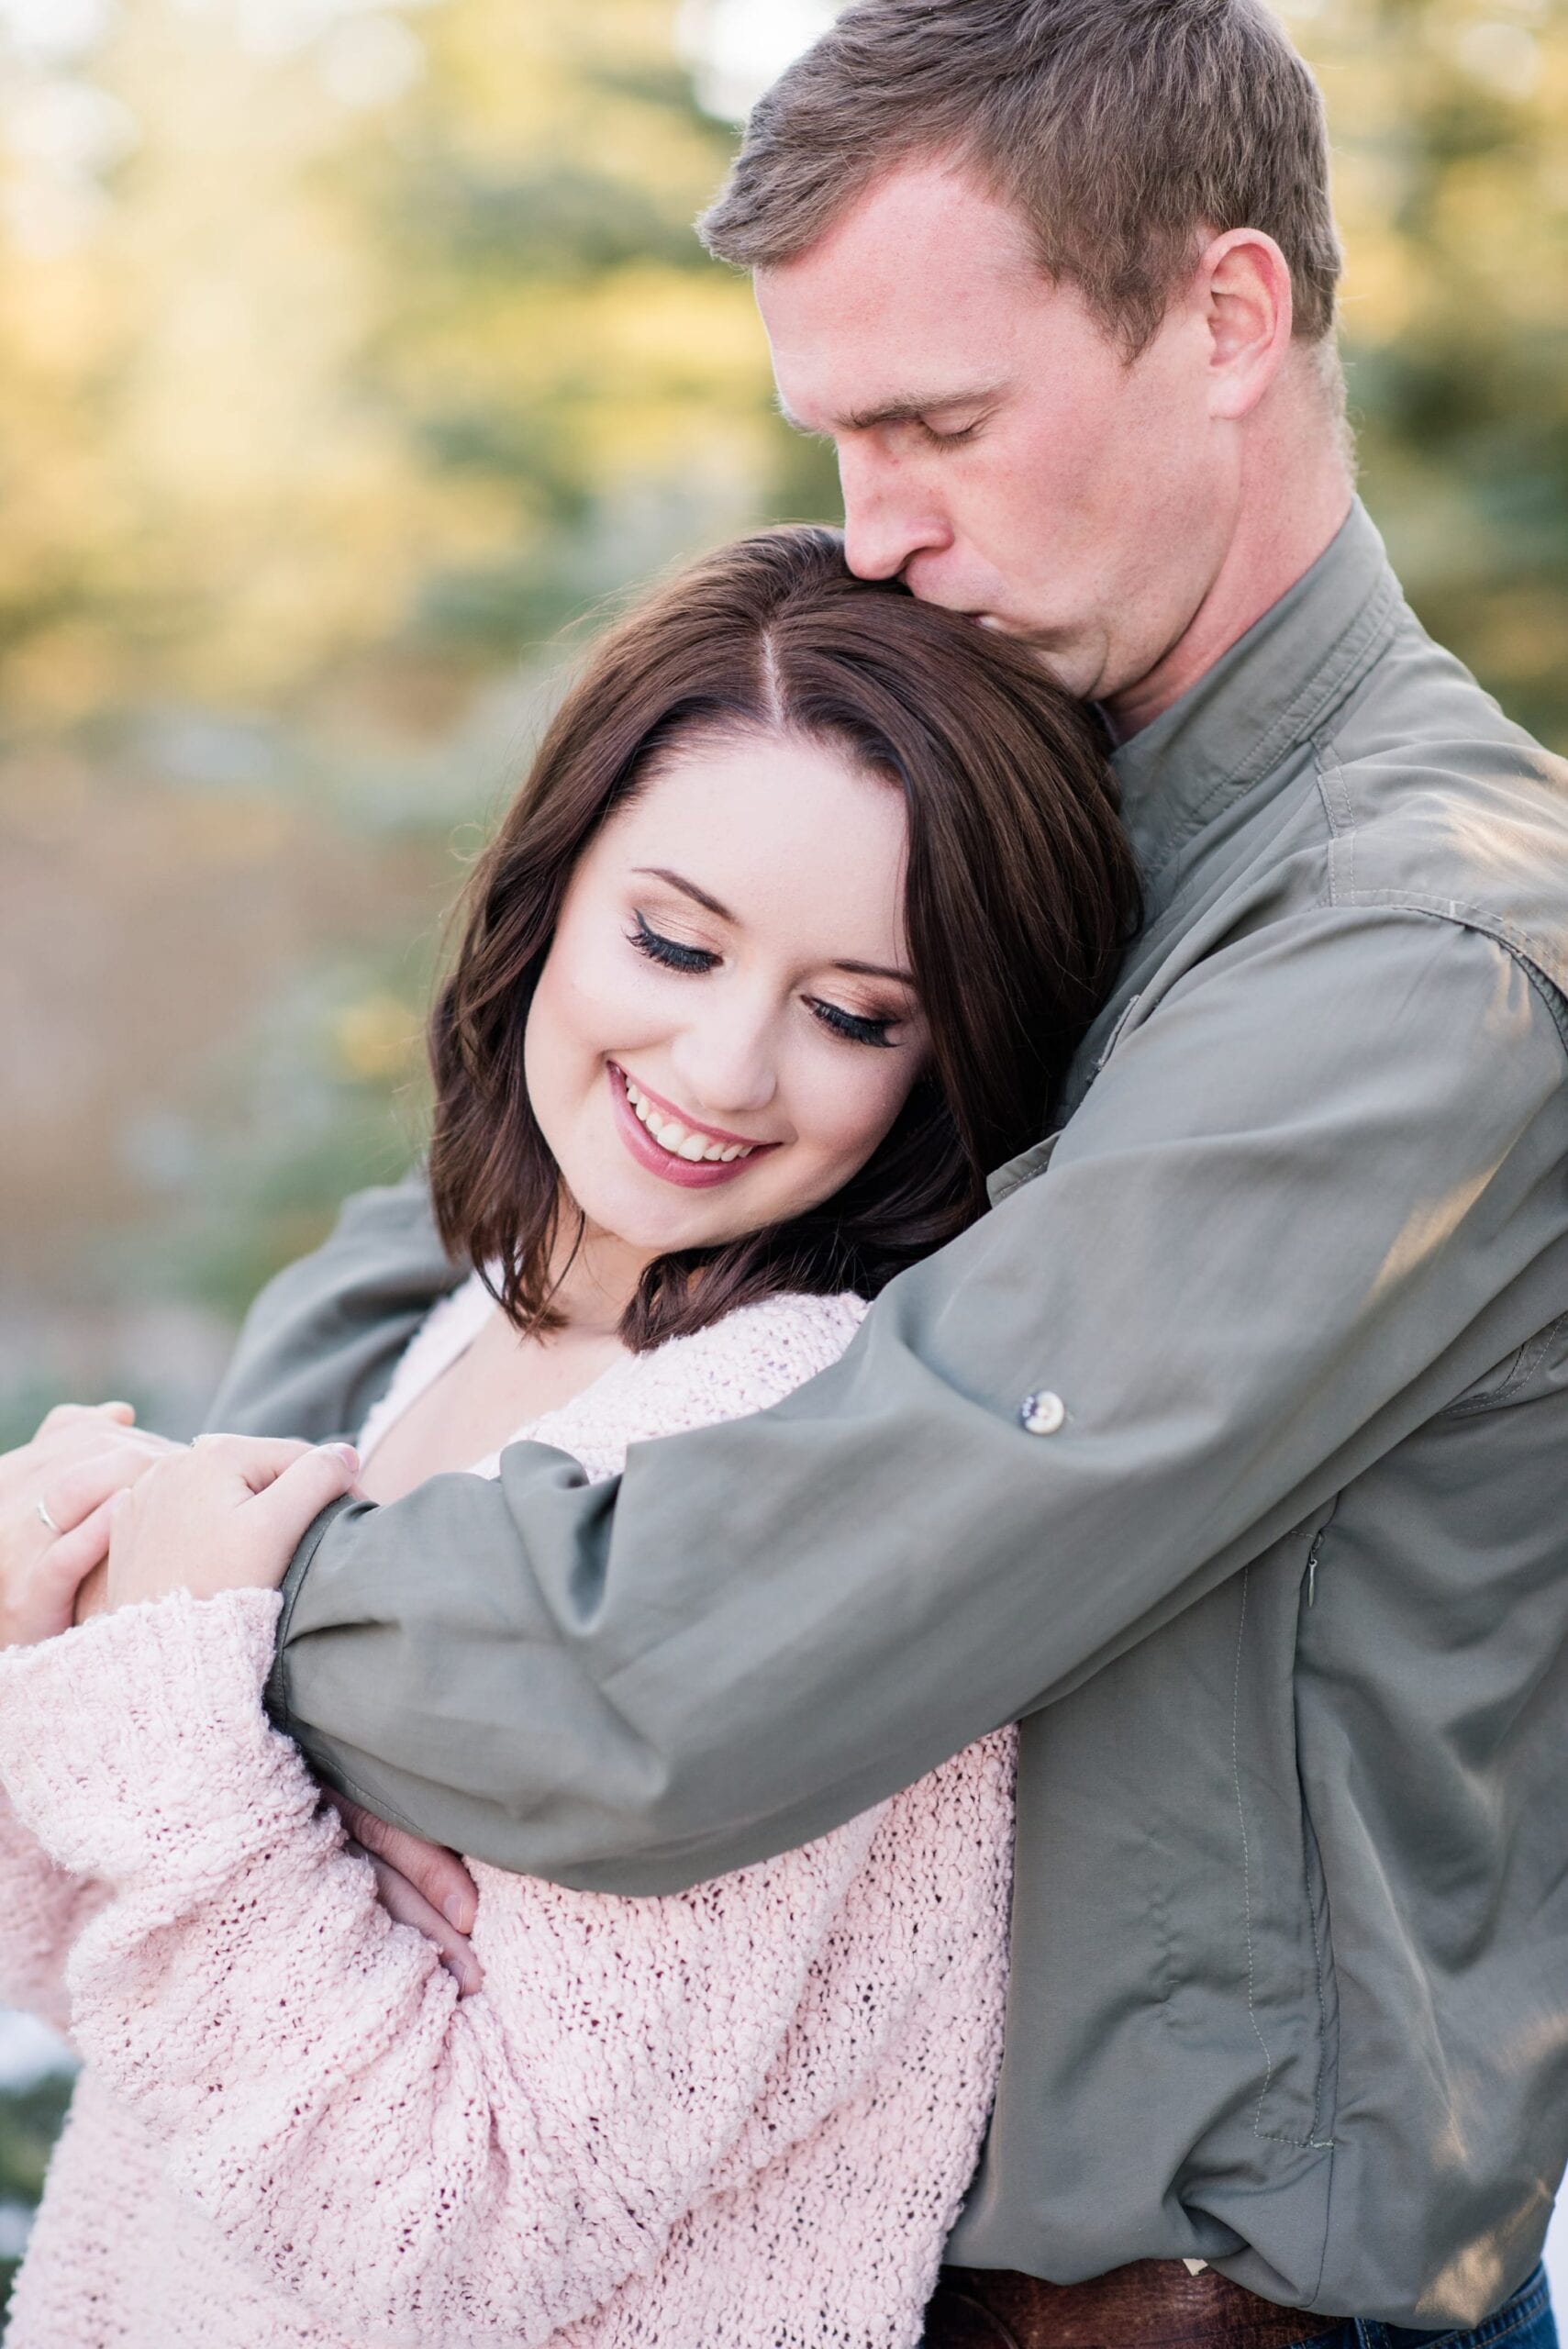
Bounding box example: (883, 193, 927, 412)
(1104, 424, 1355, 746)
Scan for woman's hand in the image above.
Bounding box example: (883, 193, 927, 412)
(0, 1402, 183, 1649)
(104, 1434, 360, 1616)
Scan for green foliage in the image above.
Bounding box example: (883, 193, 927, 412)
(0, 2069, 75, 2327)
(1307, 0, 1568, 743)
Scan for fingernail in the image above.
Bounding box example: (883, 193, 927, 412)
(327, 1443, 359, 1469)
(443, 1894, 473, 1930)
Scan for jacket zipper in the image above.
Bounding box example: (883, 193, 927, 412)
(1306, 1530, 1325, 1607)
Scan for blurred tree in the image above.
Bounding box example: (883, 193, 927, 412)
(1306, 0, 1568, 746)
(0, 0, 816, 722)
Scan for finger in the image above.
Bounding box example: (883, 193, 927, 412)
(72, 1555, 111, 1627)
(40, 1497, 118, 1596)
(103, 1484, 137, 1577)
(333, 1797, 478, 1932)
(349, 1846, 483, 1996)
(38, 1400, 135, 1436)
(40, 1445, 166, 1537)
(231, 1437, 356, 1569)
(33, 1421, 174, 1473)
(189, 1433, 317, 1490)
(254, 1437, 359, 1512)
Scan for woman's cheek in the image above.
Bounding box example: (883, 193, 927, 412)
(805, 1052, 914, 1182)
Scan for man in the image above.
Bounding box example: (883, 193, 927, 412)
(17, 2, 1568, 2342)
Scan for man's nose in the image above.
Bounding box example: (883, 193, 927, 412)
(838, 445, 950, 583)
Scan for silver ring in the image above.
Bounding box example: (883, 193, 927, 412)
(35, 1497, 62, 1538)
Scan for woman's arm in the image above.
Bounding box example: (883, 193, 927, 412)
(0, 1786, 105, 2039)
(0, 1586, 923, 2347)
(0, 1398, 189, 2035)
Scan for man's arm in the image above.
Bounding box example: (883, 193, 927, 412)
(261, 910, 1568, 1893)
(206, 1163, 462, 1442)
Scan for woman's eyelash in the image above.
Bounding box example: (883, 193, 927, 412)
(628, 913, 717, 974)
(811, 999, 895, 1050)
(630, 914, 895, 1048)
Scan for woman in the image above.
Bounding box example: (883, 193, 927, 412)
(0, 528, 1139, 2349)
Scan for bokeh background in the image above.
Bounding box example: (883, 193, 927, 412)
(1, 0, 1566, 2320)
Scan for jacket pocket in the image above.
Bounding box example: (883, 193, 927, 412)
(1225, 1522, 1340, 2153)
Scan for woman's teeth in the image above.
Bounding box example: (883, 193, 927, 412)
(622, 1074, 755, 1163)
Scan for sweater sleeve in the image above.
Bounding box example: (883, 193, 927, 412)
(0, 1588, 909, 2348)
(0, 1783, 105, 2040)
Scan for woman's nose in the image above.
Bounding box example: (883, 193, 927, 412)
(667, 1001, 780, 1123)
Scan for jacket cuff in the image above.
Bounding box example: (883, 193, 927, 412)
(0, 1589, 316, 1885)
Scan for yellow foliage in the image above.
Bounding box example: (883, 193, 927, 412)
(332, 991, 423, 1084)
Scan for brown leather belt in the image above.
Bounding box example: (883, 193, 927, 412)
(923, 2260, 1329, 2349)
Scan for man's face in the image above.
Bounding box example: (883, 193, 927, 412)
(757, 160, 1241, 711)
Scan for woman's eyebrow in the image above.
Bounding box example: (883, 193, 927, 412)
(634, 866, 735, 921)
(834, 957, 916, 986)
(634, 868, 914, 987)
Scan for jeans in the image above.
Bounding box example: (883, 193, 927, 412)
(916, 2261, 1556, 2349)
(1286, 2265, 1556, 2349)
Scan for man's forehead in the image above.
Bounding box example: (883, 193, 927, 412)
(755, 164, 1042, 430)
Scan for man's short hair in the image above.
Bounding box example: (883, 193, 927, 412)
(698, 0, 1342, 361)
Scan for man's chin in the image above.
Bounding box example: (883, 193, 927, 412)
(1003, 629, 1102, 698)
(903, 587, 1100, 696)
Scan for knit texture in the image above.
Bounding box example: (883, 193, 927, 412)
(0, 1286, 1015, 2349)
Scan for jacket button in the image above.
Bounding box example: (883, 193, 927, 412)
(1019, 1391, 1066, 1435)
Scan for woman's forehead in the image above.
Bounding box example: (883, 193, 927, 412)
(598, 735, 912, 963)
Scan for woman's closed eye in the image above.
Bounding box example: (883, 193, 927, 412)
(628, 911, 717, 974)
(809, 998, 895, 1050)
(630, 911, 900, 1052)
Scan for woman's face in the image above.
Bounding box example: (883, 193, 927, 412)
(523, 727, 930, 1264)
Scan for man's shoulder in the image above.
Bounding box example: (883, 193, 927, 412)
(1318, 610, 1568, 998)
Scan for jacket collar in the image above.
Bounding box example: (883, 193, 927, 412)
(1107, 499, 1403, 883)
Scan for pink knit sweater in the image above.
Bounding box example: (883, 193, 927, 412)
(0, 1286, 1015, 2349)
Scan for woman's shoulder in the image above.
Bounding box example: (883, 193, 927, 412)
(525, 1290, 868, 1478)
(664, 1287, 870, 1395)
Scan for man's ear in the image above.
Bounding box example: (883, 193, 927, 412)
(1198, 228, 1295, 422)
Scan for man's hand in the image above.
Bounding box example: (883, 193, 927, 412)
(325, 1794, 484, 1997)
(0, 1402, 182, 1648)
(104, 1433, 359, 1614)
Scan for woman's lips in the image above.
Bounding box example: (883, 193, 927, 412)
(607, 1064, 776, 1191)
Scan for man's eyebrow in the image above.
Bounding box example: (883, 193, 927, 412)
(633, 866, 736, 922)
(777, 384, 1007, 435)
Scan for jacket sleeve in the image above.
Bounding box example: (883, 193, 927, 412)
(204, 1161, 462, 1444)
(0, 1590, 922, 2347)
(264, 909, 1568, 1892)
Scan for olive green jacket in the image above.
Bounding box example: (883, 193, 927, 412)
(211, 505, 1568, 2327)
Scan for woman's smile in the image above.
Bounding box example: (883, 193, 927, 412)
(522, 729, 929, 1268)
(608, 1063, 780, 1190)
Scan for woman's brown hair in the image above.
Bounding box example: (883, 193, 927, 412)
(428, 526, 1140, 1349)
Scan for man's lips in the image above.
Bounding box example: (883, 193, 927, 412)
(607, 1064, 779, 1191)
